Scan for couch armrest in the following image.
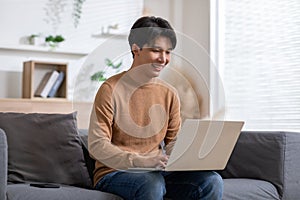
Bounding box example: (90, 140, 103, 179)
(0, 128, 7, 200)
(219, 131, 300, 200)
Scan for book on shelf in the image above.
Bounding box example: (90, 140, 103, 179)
(34, 72, 51, 97)
(34, 70, 59, 98)
(47, 71, 65, 98)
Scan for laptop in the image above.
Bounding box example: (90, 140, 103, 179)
(128, 119, 244, 171)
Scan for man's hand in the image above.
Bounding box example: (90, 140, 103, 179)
(133, 154, 169, 169)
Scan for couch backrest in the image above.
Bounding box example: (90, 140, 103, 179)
(219, 131, 300, 200)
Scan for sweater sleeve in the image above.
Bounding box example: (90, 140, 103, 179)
(165, 90, 181, 155)
(88, 82, 140, 170)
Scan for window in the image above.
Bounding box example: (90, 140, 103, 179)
(213, 0, 300, 131)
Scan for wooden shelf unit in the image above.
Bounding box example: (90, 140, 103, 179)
(22, 60, 68, 99)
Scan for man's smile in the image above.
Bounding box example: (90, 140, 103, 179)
(152, 64, 164, 71)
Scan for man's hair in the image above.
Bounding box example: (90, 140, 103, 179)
(128, 16, 177, 57)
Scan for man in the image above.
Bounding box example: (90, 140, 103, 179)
(88, 16, 223, 200)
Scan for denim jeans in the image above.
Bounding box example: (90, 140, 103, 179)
(95, 170, 223, 200)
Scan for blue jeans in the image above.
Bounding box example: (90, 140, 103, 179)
(95, 171, 223, 200)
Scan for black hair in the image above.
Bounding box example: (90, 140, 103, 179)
(128, 16, 177, 57)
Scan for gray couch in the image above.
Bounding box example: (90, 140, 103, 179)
(0, 112, 300, 200)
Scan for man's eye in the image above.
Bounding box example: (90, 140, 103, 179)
(152, 49, 160, 52)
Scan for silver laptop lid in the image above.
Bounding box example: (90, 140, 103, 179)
(165, 119, 244, 171)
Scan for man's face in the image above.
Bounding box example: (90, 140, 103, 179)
(134, 36, 173, 78)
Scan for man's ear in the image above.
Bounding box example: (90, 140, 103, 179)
(132, 43, 140, 56)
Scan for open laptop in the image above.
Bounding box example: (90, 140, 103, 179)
(128, 119, 244, 171)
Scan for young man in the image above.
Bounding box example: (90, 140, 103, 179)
(88, 16, 223, 200)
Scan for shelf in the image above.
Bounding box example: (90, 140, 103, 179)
(91, 33, 127, 39)
(23, 97, 70, 102)
(1, 97, 70, 102)
(22, 60, 68, 99)
(0, 44, 89, 56)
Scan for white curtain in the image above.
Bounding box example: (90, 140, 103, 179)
(217, 0, 300, 131)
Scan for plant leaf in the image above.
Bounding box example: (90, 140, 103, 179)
(91, 71, 106, 82)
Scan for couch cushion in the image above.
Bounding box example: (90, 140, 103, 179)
(0, 112, 92, 188)
(6, 184, 122, 200)
(223, 178, 280, 200)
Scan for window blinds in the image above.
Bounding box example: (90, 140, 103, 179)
(219, 0, 300, 131)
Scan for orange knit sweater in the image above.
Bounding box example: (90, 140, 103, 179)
(88, 71, 181, 186)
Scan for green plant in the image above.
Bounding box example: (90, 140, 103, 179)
(44, 0, 85, 30)
(90, 71, 107, 82)
(45, 35, 65, 48)
(29, 34, 39, 39)
(43, 0, 67, 32)
(45, 35, 65, 43)
(28, 34, 39, 45)
(105, 58, 122, 69)
(73, 0, 86, 28)
(91, 58, 122, 82)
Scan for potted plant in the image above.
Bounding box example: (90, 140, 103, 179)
(28, 34, 45, 46)
(45, 35, 65, 49)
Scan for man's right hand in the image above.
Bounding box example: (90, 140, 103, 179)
(133, 154, 169, 169)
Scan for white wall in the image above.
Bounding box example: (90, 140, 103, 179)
(143, 0, 209, 49)
(144, 0, 211, 117)
(0, 0, 211, 109)
(0, 0, 143, 99)
(0, 0, 143, 50)
(182, 0, 211, 117)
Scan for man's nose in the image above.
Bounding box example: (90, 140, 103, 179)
(158, 52, 167, 63)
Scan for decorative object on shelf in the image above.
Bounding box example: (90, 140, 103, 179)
(28, 34, 45, 46)
(91, 24, 127, 39)
(90, 58, 122, 82)
(102, 24, 119, 35)
(72, 0, 86, 28)
(45, 35, 65, 49)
